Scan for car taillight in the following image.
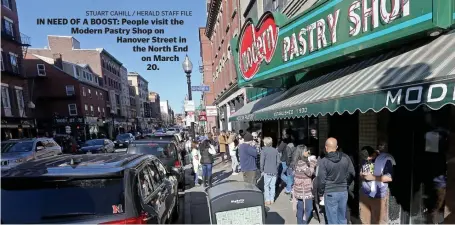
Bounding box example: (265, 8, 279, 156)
(174, 160, 181, 168)
(100, 213, 147, 224)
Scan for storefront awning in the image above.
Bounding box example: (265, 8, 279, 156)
(230, 31, 455, 122)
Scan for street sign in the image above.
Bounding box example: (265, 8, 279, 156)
(206, 106, 217, 117)
(184, 100, 195, 112)
(191, 85, 210, 92)
(65, 125, 71, 134)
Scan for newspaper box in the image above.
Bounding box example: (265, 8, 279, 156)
(206, 180, 265, 224)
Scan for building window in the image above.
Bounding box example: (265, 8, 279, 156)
(1, 49, 4, 71)
(88, 88, 91, 97)
(90, 105, 94, 115)
(3, 17, 14, 37)
(100, 92, 103, 100)
(9, 52, 18, 74)
(75, 67, 80, 77)
(66, 85, 75, 96)
(37, 64, 46, 76)
(95, 91, 98, 96)
(1, 85, 11, 116)
(2, 0, 11, 9)
(82, 87, 86, 96)
(98, 106, 100, 112)
(84, 104, 88, 111)
(68, 104, 77, 116)
(15, 88, 24, 116)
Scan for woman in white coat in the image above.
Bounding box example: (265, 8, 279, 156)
(191, 141, 201, 186)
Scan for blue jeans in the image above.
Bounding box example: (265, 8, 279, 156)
(324, 191, 348, 224)
(194, 172, 199, 184)
(263, 174, 277, 202)
(280, 162, 293, 192)
(202, 163, 213, 177)
(297, 199, 313, 224)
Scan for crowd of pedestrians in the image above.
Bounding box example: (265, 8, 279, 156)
(185, 128, 396, 225)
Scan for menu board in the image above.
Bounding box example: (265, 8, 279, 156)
(215, 206, 263, 225)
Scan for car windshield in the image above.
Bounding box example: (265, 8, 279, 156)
(84, 139, 104, 146)
(116, 134, 130, 140)
(1, 141, 34, 153)
(127, 143, 175, 159)
(1, 178, 125, 223)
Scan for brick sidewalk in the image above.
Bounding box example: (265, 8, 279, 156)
(183, 156, 319, 224)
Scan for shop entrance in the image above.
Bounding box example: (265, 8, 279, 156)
(328, 112, 360, 222)
(388, 105, 451, 224)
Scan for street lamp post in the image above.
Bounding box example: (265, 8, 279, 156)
(110, 109, 115, 139)
(182, 55, 195, 139)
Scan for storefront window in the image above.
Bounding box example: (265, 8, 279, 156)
(279, 117, 320, 155)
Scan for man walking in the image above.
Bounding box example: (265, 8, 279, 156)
(260, 137, 280, 205)
(239, 132, 258, 184)
(317, 138, 355, 224)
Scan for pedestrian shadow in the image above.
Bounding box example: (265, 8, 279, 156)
(266, 211, 285, 224)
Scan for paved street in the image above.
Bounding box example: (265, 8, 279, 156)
(184, 157, 318, 224)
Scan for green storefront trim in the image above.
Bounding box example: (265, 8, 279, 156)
(232, 0, 455, 88)
(230, 80, 455, 122)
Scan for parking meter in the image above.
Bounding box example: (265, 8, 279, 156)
(206, 180, 265, 224)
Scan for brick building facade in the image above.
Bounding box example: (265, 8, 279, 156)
(24, 54, 109, 138)
(1, 0, 33, 139)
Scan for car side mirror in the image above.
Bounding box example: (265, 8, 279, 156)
(36, 146, 45, 151)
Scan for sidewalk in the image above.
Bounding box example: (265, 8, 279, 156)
(183, 156, 318, 224)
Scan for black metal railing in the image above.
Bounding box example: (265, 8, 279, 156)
(1, 30, 31, 46)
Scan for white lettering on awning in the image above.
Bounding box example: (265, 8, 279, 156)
(386, 89, 402, 106)
(405, 86, 423, 104)
(427, 83, 447, 103)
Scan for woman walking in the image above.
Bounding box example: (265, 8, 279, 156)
(191, 141, 201, 186)
(229, 138, 240, 175)
(199, 139, 217, 187)
(292, 145, 317, 224)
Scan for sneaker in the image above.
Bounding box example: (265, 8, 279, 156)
(232, 172, 239, 175)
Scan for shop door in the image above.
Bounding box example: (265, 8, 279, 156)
(388, 106, 450, 224)
(328, 112, 359, 221)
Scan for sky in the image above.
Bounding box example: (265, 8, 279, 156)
(17, 0, 206, 113)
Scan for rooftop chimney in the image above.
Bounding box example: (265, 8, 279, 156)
(52, 53, 63, 69)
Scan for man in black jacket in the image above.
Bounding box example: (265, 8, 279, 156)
(317, 137, 355, 224)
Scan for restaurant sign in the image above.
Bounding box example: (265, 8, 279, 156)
(232, 0, 436, 87)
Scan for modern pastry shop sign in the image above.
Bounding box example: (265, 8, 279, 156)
(234, 0, 434, 86)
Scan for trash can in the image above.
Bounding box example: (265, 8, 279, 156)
(206, 180, 266, 224)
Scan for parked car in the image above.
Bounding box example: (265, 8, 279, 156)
(127, 139, 184, 190)
(114, 133, 135, 148)
(1, 153, 179, 224)
(78, 139, 115, 154)
(1, 138, 62, 170)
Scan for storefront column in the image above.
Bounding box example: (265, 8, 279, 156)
(226, 104, 232, 131)
(318, 115, 329, 151)
(445, 106, 455, 223)
(359, 111, 378, 149)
